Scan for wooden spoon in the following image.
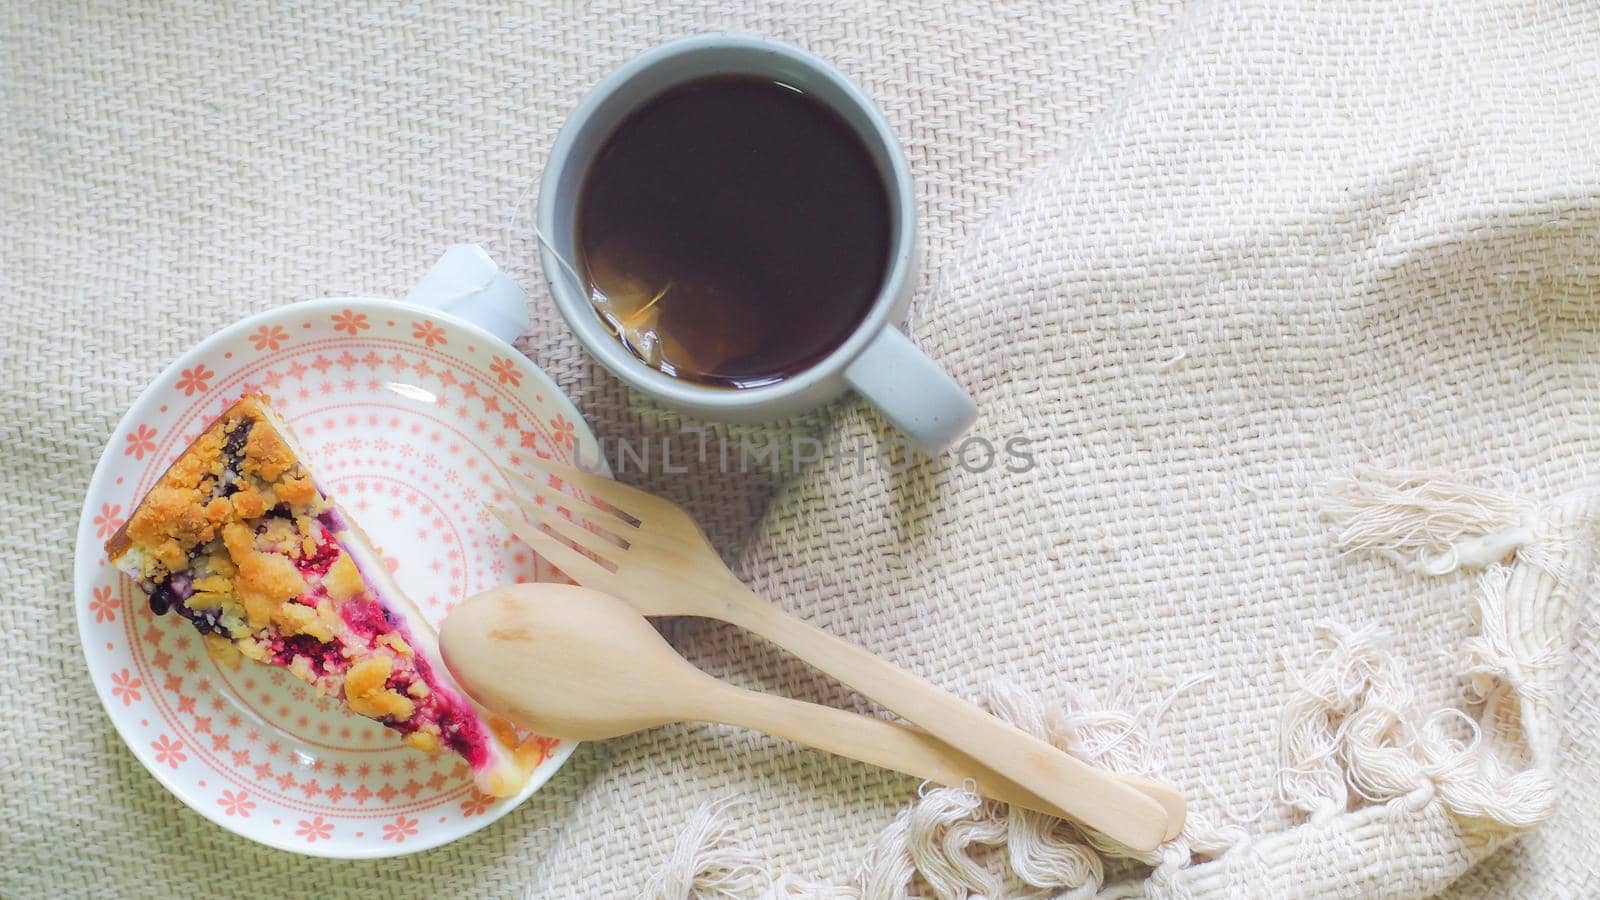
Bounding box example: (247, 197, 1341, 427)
(440, 583, 1173, 850)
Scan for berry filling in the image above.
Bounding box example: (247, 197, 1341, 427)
(339, 596, 392, 638)
(293, 528, 341, 576)
(151, 510, 495, 767)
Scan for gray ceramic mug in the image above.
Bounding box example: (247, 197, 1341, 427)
(537, 34, 977, 454)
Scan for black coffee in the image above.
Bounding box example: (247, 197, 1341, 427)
(576, 75, 891, 389)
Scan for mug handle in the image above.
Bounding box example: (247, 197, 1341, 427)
(404, 244, 529, 345)
(843, 326, 977, 455)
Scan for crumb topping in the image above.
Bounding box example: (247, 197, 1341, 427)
(113, 397, 322, 584)
(323, 554, 365, 601)
(344, 655, 416, 720)
(241, 415, 297, 482)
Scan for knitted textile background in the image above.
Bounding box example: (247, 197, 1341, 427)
(4, 1, 1598, 896)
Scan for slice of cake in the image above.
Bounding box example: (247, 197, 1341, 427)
(105, 394, 534, 797)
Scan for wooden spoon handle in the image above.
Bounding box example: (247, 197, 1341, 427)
(706, 684, 1179, 832)
(713, 585, 1179, 850)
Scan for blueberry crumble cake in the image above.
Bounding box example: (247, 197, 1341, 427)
(105, 394, 534, 797)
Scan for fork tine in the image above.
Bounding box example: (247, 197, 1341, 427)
(524, 458, 674, 527)
(500, 466, 625, 529)
(489, 506, 619, 588)
(511, 495, 628, 555)
(501, 489, 630, 551)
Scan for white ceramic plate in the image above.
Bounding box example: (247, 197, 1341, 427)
(74, 294, 600, 857)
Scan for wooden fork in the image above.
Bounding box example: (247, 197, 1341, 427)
(492, 461, 1184, 851)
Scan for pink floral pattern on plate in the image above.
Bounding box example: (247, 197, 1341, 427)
(74, 298, 602, 858)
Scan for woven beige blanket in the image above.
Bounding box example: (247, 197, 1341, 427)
(5, 1, 1599, 897)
